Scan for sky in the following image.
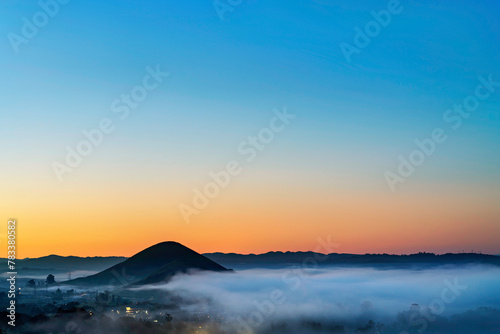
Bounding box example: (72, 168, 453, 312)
(1, 0, 499, 257)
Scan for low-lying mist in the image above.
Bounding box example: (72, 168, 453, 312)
(132, 264, 500, 333)
(14, 265, 500, 333)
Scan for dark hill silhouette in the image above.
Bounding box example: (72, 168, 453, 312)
(63, 242, 230, 287)
(132, 258, 234, 286)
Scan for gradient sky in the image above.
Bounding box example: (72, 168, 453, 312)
(1, 0, 500, 258)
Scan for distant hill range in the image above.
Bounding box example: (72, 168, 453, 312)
(0, 255, 125, 274)
(62, 242, 231, 287)
(4, 249, 499, 283)
(203, 252, 500, 270)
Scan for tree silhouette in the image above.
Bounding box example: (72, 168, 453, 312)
(26, 279, 36, 294)
(46, 274, 55, 285)
(53, 288, 63, 301)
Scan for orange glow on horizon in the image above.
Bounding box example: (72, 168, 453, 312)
(7, 178, 500, 258)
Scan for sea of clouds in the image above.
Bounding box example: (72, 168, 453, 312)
(138, 265, 500, 333)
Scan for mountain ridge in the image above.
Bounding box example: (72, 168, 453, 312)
(3, 251, 498, 275)
(203, 252, 500, 269)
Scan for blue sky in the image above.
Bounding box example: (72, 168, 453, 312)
(2, 0, 499, 178)
(1, 0, 500, 255)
